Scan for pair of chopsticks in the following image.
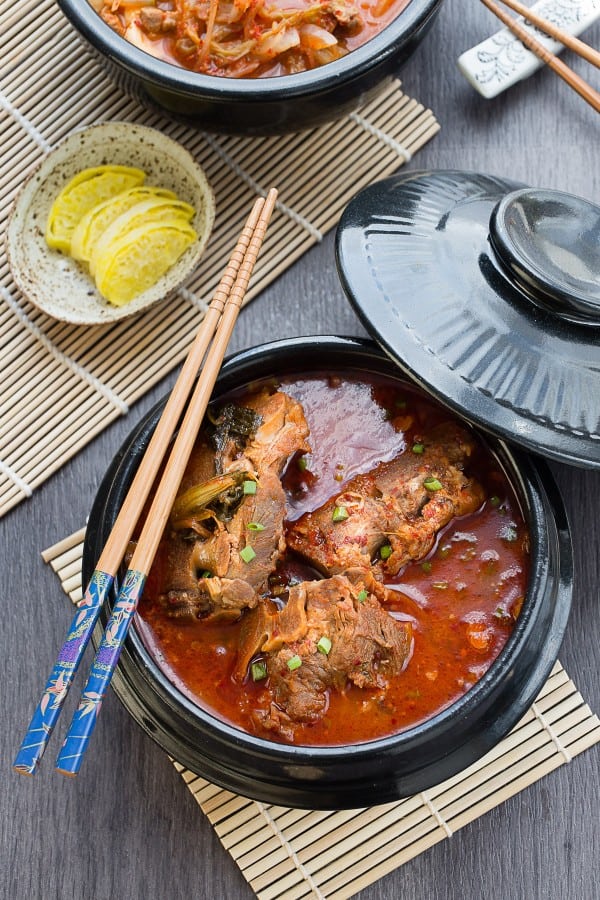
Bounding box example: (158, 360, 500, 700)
(14, 188, 278, 777)
(480, 0, 600, 113)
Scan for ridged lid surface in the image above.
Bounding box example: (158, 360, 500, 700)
(336, 170, 600, 469)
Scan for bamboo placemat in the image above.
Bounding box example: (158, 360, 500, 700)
(0, 0, 439, 520)
(43, 529, 600, 900)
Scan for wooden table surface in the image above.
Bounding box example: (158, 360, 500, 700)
(3, 2, 599, 898)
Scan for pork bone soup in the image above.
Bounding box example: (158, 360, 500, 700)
(92, 0, 413, 78)
(135, 373, 529, 746)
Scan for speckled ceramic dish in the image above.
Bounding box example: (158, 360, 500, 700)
(6, 122, 215, 325)
(336, 170, 600, 469)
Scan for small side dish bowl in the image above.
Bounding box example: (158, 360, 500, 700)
(6, 122, 215, 326)
(83, 336, 573, 809)
(56, 0, 443, 134)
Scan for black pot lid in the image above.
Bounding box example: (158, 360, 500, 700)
(335, 170, 600, 469)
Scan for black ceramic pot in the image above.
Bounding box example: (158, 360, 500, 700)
(57, 0, 443, 134)
(84, 337, 572, 809)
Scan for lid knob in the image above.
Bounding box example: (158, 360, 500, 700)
(489, 188, 600, 326)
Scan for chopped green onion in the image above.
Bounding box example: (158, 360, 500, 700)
(240, 545, 256, 563)
(421, 561, 432, 574)
(243, 480, 257, 495)
(395, 398, 407, 409)
(380, 544, 392, 560)
(317, 636, 332, 655)
(412, 443, 425, 454)
(200, 570, 212, 578)
(490, 495, 501, 507)
(332, 506, 349, 523)
(251, 661, 267, 681)
(357, 589, 368, 603)
(500, 524, 518, 543)
(247, 522, 265, 532)
(287, 655, 302, 671)
(298, 456, 308, 471)
(423, 476, 443, 491)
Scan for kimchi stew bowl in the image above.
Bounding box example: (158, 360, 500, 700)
(57, 0, 443, 133)
(84, 336, 572, 808)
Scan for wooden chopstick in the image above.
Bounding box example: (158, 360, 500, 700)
(497, 0, 600, 69)
(13, 190, 277, 777)
(55, 188, 278, 777)
(479, 0, 600, 113)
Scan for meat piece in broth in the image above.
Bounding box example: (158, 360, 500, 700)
(160, 390, 310, 621)
(239, 570, 413, 740)
(221, 388, 311, 475)
(287, 423, 485, 578)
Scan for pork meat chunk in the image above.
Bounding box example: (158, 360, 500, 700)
(240, 571, 413, 740)
(287, 423, 484, 578)
(160, 390, 310, 620)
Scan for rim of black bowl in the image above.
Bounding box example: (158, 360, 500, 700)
(57, 0, 442, 100)
(84, 336, 572, 804)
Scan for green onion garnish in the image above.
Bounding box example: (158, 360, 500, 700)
(247, 522, 265, 532)
(412, 443, 424, 454)
(490, 495, 501, 507)
(423, 476, 443, 491)
(332, 506, 349, 523)
(421, 561, 432, 574)
(298, 456, 308, 471)
(243, 480, 257, 495)
(357, 589, 368, 603)
(240, 545, 256, 563)
(395, 398, 407, 409)
(500, 524, 518, 543)
(200, 570, 212, 578)
(251, 662, 267, 681)
(287, 655, 302, 671)
(317, 636, 332, 655)
(380, 544, 392, 560)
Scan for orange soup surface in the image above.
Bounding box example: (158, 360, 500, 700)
(135, 373, 529, 746)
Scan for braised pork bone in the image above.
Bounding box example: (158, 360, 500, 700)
(287, 422, 485, 578)
(238, 571, 413, 741)
(159, 389, 310, 620)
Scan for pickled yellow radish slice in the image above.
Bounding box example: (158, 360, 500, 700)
(45, 166, 146, 253)
(94, 220, 197, 307)
(70, 186, 178, 263)
(89, 198, 196, 276)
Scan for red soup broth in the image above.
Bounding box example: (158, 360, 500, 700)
(136, 373, 529, 745)
(93, 0, 413, 78)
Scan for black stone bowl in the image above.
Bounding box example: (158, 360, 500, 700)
(84, 336, 573, 809)
(57, 0, 443, 134)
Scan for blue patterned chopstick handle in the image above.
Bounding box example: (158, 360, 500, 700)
(13, 570, 114, 776)
(55, 568, 146, 776)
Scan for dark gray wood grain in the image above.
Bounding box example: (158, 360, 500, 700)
(2, 2, 599, 898)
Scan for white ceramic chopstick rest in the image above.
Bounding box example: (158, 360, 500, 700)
(457, 0, 600, 98)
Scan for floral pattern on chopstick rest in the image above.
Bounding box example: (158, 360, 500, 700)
(458, 0, 600, 98)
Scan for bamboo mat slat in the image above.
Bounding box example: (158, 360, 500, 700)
(43, 530, 600, 900)
(0, 0, 439, 519)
